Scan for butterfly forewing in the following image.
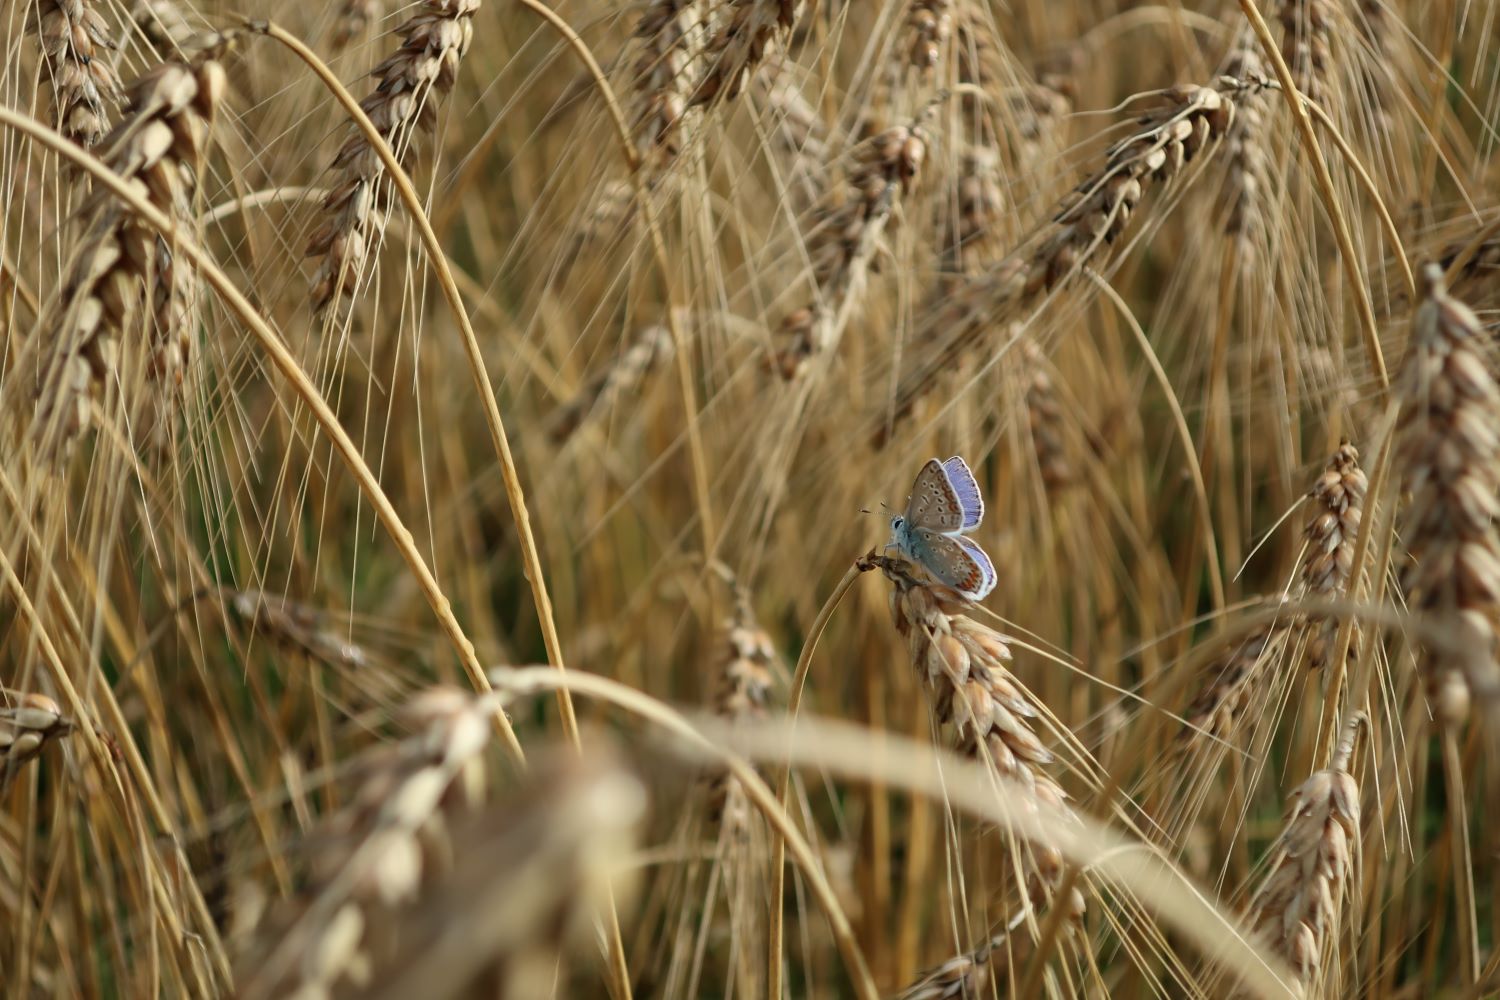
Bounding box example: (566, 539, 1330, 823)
(904, 459, 964, 532)
(942, 456, 984, 530)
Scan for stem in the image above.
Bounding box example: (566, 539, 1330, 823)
(1090, 272, 1225, 615)
(248, 21, 640, 993)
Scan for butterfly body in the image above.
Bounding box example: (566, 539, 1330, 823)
(887, 456, 997, 601)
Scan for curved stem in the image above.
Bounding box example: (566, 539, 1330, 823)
(0, 105, 525, 764)
(769, 561, 865, 997)
(245, 21, 649, 993)
(1302, 99, 1413, 297)
(1089, 272, 1225, 616)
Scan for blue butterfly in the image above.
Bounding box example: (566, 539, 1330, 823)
(888, 456, 997, 602)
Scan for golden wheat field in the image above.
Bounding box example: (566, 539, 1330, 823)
(4, 0, 1500, 996)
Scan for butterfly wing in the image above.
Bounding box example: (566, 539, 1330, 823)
(952, 534, 997, 599)
(909, 528, 998, 601)
(904, 459, 964, 532)
(942, 456, 984, 531)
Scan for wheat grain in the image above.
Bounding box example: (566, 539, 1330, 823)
(0, 694, 73, 792)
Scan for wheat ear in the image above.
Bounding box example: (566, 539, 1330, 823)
(31, 0, 121, 149)
(1244, 713, 1363, 991)
(1395, 264, 1500, 726)
(306, 0, 478, 311)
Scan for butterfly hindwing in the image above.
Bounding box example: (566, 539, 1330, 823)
(904, 458, 963, 532)
(952, 533, 997, 599)
(942, 456, 983, 530)
(910, 528, 997, 600)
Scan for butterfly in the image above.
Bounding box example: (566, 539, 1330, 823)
(887, 456, 997, 602)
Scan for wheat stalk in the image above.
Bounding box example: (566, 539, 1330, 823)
(705, 592, 777, 841)
(627, 0, 710, 172)
(758, 58, 828, 213)
(1277, 0, 1331, 105)
(132, 0, 197, 51)
(340, 743, 644, 999)
(548, 323, 676, 444)
(1019, 340, 1074, 495)
(1220, 35, 1271, 250)
(231, 689, 494, 998)
(691, 0, 803, 109)
(331, 0, 384, 51)
(865, 553, 1086, 919)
